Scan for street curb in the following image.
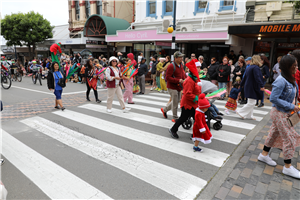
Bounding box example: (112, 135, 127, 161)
(197, 110, 271, 200)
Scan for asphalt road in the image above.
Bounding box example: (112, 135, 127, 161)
(1, 76, 271, 199)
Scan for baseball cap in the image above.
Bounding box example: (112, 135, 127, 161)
(174, 51, 185, 58)
(245, 57, 252, 61)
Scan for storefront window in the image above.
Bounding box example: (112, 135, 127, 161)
(253, 41, 271, 59)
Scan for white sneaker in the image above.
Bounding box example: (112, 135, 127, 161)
(123, 108, 131, 113)
(258, 153, 277, 166)
(283, 166, 300, 179)
(164, 90, 168, 93)
(159, 90, 163, 93)
(106, 109, 112, 113)
(150, 87, 153, 91)
(225, 109, 230, 115)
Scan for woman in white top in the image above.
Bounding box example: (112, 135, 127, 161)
(105, 56, 131, 113)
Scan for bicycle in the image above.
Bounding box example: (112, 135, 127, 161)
(1, 69, 12, 89)
(32, 67, 42, 85)
(12, 68, 22, 82)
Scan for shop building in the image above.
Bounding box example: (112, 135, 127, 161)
(106, 0, 248, 64)
(228, 1, 300, 67)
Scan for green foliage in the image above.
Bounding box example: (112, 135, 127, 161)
(287, 0, 300, 9)
(1, 11, 53, 47)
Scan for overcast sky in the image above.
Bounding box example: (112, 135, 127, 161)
(1, 0, 69, 26)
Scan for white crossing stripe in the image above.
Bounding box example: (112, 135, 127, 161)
(80, 104, 246, 145)
(211, 100, 272, 110)
(134, 96, 269, 115)
(22, 117, 207, 199)
(131, 98, 264, 121)
(105, 101, 256, 130)
(150, 92, 170, 97)
(53, 110, 230, 167)
(2, 129, 112, 200)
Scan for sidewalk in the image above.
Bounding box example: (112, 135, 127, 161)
(213, 120, 300, 200)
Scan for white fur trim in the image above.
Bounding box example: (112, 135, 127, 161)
(195, 62, 201, 67)
(196, 108, 205, 113)
(199, 128, 206, 132)
(192, 137, 213, 144)
(197, 82, 202, 87)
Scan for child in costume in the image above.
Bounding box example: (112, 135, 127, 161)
(225, 82, 241, 115)
(193, 93, 213, 152)
(123, 59, 134, 104)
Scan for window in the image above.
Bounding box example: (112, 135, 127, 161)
(75, 1, 80, 20)
(193, 0, 209, 15)
(161, 0, 174, 18)
(97, 0, 102, 15)
(146, 0, 157, 18)
(86, 1, 90, 18)
(218, 0, 237, 12)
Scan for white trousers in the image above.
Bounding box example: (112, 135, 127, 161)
(236, 98, 256, 119)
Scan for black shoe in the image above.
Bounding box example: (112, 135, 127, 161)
(54, 106, 60, 109)
(258, 103, 264, 108)
(217, 112, 224, 116)
(169, 128, 179, 139)
(61, 107, 65, 111)
(136, 92, 143, 95)
(255, 102, 259, 106)
(96, 99, 101, 103)
(86, 98, 91, 101)
(240, 101, 247, 105)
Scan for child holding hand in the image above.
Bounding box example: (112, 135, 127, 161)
(225, 82, 241, 115)
(193, 93, 213, 152)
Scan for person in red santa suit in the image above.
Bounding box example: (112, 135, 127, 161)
(192, 93, 213, 152)
(169, 59, 202, 139)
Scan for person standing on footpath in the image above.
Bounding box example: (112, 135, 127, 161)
(137, 57, 148, 95)
(47, 62, 66, 111)
(236, 55, 264, 120)
(258, 55, 300, 179)
(207, 57, 219, 86)
(161, 51, 186, 122)
(168, 59, 202, 138)
(150, 56, 158, 91)
(216, 56, 231, 100)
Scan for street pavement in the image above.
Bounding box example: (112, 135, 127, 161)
(1, 77, 274, 199)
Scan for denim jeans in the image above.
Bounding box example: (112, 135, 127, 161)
(208, 103, 219, 118)
(218, 82, 227, 98)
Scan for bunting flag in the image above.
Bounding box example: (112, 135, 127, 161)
(66, 63, 79, 80)
(130, 68, 138, 79)
(96, 68, 106, 76)
(264, 89, 272, 96)
(205, 88, 227, 99)
(199, 74, 206, 79)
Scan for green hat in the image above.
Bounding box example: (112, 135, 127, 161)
(11, 61, 15, 64)
(174, 51, 185, 58)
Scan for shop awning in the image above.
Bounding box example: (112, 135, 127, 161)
(228, 22, 300, 38)
(83, 15, 130, 37)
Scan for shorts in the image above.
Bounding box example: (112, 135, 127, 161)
(54, 89, 62, 100)
(151, 74, 156, 80)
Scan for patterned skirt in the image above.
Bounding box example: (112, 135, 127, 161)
(225, 97, 237, 110)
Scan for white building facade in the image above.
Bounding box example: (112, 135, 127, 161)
(106, 0, 248, 63)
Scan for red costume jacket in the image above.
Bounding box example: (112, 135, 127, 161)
(180, 76, 201, 110)
(50, 43, 62, 55)
(193, 108, 212, 144)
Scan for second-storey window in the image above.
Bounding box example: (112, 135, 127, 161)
(166, 1, 173, 12)
(86, 1, 90, 18)
(161, 0, 174, 18)
(224, 0, 234, 6)
(97, 0, 102, 15)
(194, 0, 209, 15)
(75, 1, 80, 20)
(146, 0, 157, 18)
(218, 0, 237, 12)
(198, 0, 207, 9)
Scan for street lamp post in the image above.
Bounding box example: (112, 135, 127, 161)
(171, 0, 177, 61)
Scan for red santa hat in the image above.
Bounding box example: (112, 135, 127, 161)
(198, 93, 210, 109)
(77, 63, 81, 66)
(186, 59, 202, 87)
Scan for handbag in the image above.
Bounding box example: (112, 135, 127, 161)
(119, 79, 125, 90)
(287, 93, 300, 127)
(54, 71, 66, 88)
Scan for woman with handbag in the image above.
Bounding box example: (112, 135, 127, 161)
(47, 62, 66, 111)
(106, 56, 131, 113)
(258, 55, 300, 179)
(85, 59, 101, 103)
(123, 58, 135, 104)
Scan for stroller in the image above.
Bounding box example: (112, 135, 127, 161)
(182, 80, 223, 131)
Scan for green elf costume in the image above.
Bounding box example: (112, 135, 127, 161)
(50, 42, 62, 68)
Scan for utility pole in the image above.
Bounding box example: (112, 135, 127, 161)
(171, 0, 177, 61)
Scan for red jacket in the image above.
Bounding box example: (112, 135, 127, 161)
(165, 62, 186, 91)
(180, 76, 201, 110)
(295, 71, 300, 101)
(50, 43, 62, 55)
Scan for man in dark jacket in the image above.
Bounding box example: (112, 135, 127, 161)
(137, 57, 148, 95)
(161, 51, 186, 122)
(150, 56, 158, 90)
(216, 58, 231, 99)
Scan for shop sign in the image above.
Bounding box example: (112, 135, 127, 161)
(155, 42, 171, 47)
(259, 24, 300, 33)
(86, 40, 107, 45)
(278, 43, 300, 48)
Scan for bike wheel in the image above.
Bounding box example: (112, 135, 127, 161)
(2, 76, 11, 89)
(32, 74, 37, 84)
(39, 74, 42, 85)
(17, 73, 22, 82)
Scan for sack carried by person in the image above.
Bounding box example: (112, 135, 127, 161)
(119, 79, 125, 90)
(54, 71, 66, 88)
(287, 112, 300, 127)
(133, 84, 140, 94)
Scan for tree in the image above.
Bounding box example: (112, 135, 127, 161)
(287, 1, 300, 10)
(1, 11, 53, 59)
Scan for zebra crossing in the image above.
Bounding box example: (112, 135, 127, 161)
(2, 92, 271, 199)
